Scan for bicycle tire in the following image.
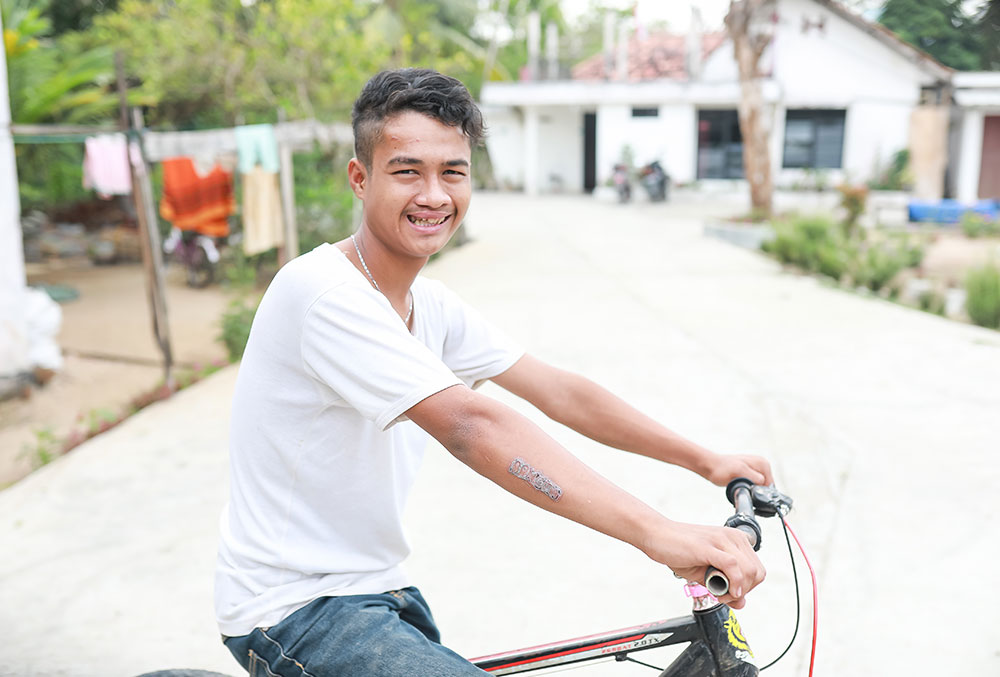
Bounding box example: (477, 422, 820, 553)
(185, 244, 215, 288)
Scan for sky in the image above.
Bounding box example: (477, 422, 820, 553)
(560, 0, 733, 31)
(558, 1, 894, 31)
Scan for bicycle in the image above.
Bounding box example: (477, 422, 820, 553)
(139, 480, 815, 677)
(469, 479, 816, 676)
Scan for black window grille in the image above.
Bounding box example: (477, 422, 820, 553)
(782, 109, 846, 169)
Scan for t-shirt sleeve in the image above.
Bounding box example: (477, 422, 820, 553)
(300, 283, 462, 430)
(438, 285, 525, 389)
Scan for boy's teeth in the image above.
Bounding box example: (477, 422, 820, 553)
(411, 216, 447, 226)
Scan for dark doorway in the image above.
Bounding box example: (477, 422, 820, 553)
(697, 110, 744, 179)
(979, 115, 1000, 199)
(583, 112, 597, 193)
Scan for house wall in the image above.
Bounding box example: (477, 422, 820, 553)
(956, 110, 983, 203)
(595, 104, 698, 186)
(537, 107, 584, 193)
(773, 0, 936, 184)
(482, 105, 524, 190)
(480, 0, 947, 196)
(953, 72, 1000, 202)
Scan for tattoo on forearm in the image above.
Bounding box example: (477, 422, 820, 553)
(508, 457, 563, 501)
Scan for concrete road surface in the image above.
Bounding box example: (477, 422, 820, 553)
(1, 192, 998, 676)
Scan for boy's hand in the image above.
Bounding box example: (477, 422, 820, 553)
(644, 521, 765, 609)
(705, 453, 773, 488)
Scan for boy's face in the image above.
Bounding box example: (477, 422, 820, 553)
(349, 111, 472, 261)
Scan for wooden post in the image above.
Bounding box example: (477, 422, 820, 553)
(277, 109, 298, 264)
(116, 52, 174, 389)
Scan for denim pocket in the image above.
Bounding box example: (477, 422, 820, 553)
(248, 649, 278, 677)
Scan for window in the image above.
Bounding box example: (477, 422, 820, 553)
(697, 110, 744, 179)
(631, 107, 659, 118)
(783, 110, 845, 169)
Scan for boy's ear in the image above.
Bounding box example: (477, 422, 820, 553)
(347, 158, 367, 200)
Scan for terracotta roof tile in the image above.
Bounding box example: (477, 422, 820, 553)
(572, 31, 727, 82)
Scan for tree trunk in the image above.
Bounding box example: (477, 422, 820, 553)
(726, 0, 773, 219)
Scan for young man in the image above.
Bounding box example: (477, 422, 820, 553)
(215, 68, 772, 676)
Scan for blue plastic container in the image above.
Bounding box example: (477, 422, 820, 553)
(908, 199, 999, 224)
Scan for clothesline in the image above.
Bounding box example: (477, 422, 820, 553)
(8, 120, 354, 156)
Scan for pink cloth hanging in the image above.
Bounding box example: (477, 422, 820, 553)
(83, 134, 132, 198)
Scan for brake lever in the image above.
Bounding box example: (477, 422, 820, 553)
(750, 484, 793, 518)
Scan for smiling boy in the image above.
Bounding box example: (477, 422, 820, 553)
(215, 68, 772, 676)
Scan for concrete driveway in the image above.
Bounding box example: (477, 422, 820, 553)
(1, 191, 997, 676)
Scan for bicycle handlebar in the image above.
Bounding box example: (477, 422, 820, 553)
(704, 478, 793, 598)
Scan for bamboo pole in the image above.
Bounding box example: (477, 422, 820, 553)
(277, 108, 299, 263)
(116, 52, 174, 389)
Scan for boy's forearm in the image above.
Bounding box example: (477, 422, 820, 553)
(543, 372, 717, 477)
(416, 389, 669, 556)
(407, 385, 768, 608)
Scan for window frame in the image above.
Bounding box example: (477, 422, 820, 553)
(782, 109, 846, 170)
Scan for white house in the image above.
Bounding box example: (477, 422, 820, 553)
(953, 71, 1000, 203)
(480, 0, 991, 200)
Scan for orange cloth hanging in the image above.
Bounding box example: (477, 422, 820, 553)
(159, 157, 235, 237)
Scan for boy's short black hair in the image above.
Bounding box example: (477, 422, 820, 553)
(352, 68, 485, 169)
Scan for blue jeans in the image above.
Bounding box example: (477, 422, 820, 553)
(223, 587, 488, 676)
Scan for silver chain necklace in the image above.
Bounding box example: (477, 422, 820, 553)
(351, 234, 413, 325)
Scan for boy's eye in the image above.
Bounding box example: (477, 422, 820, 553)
(393, 169, 417, 175)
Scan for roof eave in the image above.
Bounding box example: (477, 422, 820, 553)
(810, 0, 952, 82)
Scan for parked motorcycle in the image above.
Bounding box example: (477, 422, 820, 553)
(638, 161, 669, 202)
(163, 227, 222, 288)
(612, 163, 632, 203)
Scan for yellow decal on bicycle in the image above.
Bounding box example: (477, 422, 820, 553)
(724, 609, 754, 658)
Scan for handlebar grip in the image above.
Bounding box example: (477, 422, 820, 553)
(705, 566, 729, 597)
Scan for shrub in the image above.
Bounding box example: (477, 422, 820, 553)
(918, 288, 947, 316)
(764, 215, 849, 280)
(869, 149, 911, 191)
(960, 212, 1000, 238)
(218, 297, 260, 362)
(849, 233, 925, 292)
(852, 244, 912, 292)
(965, 264, 1000, 329)
(764, 216, 925, 292)
(836, 183, 869, 238)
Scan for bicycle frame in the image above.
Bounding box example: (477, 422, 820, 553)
(470, 599, 757, 676)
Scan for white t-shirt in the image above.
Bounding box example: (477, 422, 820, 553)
(215, 243, 523, 637)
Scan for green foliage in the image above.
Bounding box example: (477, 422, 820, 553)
(218, 297, 260, 363)
(960, 211, 1000, 238)
(763, 215, 924, 292)
(16, 143, 90, 210)
(82, 407, 118, 435)
(763, 215, 852, 279)
(83, 0, 555, 128)
(20, 426, 60, 469)
(3, 1, 118, 124)
(965, 263, 1000, 329)
(850, 239, 918, 292)
(219, 246, 263, 292)
(3, 0, 122, 208)
(878, 0, 984, 70)
(918, 288, 947, 315)
(490, 0, 569, 86)
(869, 149, 912, 191)
(975, 0, 1000, 69)
(42, 0, 121, 35)
(87, 0, 376, 127)
(292, 146, 356, 254)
